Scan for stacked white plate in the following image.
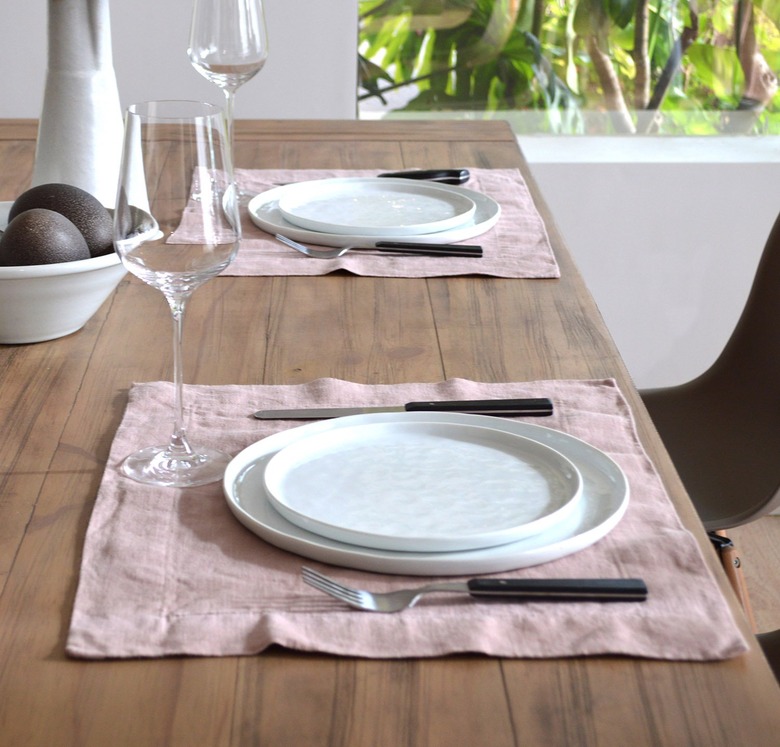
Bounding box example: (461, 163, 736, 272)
(223, 413, 630, 575)
(248, 177, 502, 248)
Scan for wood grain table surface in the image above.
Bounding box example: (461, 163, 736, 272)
(0, 119, 778, 746)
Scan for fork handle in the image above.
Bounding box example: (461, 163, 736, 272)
(467, 578, 648, 602)
(374, 242, 482, 257)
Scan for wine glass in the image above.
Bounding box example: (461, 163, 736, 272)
(187, 0, 268, 181)
(113, 100, 241, 488)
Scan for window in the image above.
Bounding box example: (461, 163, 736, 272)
(358, 0, 780, 134)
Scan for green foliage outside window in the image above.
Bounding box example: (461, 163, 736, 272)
(358, 0, 780, 134)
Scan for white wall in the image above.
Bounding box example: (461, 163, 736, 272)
(522, 137, 780, 389)
(0, 0, 357, 119)
(2, 2, 779, 390)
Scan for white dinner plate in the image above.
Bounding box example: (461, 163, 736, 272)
(277, 178, 477, 237)
(262, 421, 582, 552)
(223, 412, 630, 575)
(248, 179, 501, 248)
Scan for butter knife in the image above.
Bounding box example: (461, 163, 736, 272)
(377, 168, 470, 185)
(254, 397, 553, 420)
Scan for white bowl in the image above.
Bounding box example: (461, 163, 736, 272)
(0, 201, 126, 344)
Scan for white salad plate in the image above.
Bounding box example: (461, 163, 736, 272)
(277, 177, 477, 237)
(248, 178, 501, 248)
(262, 420, 583, 552)
(223, 412, 630, 576)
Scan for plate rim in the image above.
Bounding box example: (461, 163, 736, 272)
(262, 419, 583, 553)
(223, 412, 630, 575)
(247, 178, 501, 248)
(277, 177, 477, 237)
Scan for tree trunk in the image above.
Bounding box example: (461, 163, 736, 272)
(587, 35, 635, 133)
(467, 0, 522, 65)
(633, 0, 651, 109)
(727, 0, 779, 132)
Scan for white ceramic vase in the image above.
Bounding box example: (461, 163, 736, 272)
(32, 0, 124, 208)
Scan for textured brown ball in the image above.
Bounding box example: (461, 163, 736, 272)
(9, 183, 113, 257)
(0, 208, 90, 265)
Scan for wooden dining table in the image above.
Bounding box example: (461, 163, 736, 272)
(0, 117, 778, 745)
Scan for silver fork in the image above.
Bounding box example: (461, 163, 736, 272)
(275, 233, 482, 258)
(301, 566, 648, 613)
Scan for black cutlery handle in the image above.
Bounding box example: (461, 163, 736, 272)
(374, 242, 482, 257)
(467, 578, 648, 602)
(404, 398, 553, 417)
(378, 168, 470, 185)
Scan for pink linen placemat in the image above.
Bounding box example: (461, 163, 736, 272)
(220, 168, 560, 278)
(67, 378, 747, 660)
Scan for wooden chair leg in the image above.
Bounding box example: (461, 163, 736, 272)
(710, 530, 758, 633)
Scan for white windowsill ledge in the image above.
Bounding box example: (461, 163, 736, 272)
(517, 135, 780, 164)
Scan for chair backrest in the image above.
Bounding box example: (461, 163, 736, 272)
(715, 210, 780, 383)
(643, 209, 780, 528)
(697, 209, 780, 525)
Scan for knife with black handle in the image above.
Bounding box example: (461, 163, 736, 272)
(377, 168, 470, 185)
(254, 397, 553, 420)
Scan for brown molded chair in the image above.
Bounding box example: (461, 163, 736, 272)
(640, 210, 780, 531)
(758, 630, 780, 681)
(641, 212, 780, 680)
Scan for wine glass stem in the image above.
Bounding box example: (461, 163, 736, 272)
(222, 88, 236, 171)
(167, 293, 194, 456)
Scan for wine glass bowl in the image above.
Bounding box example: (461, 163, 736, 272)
(188, 0, 268, 174)
(113, 100, 241, 487)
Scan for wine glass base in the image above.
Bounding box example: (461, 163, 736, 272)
(121, 445, 232, 488)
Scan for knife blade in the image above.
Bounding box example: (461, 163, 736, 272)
(254, 397, 553, 420)
(377, 168, 470, 185)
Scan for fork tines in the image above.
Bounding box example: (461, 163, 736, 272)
(301, 566, 363, 606)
